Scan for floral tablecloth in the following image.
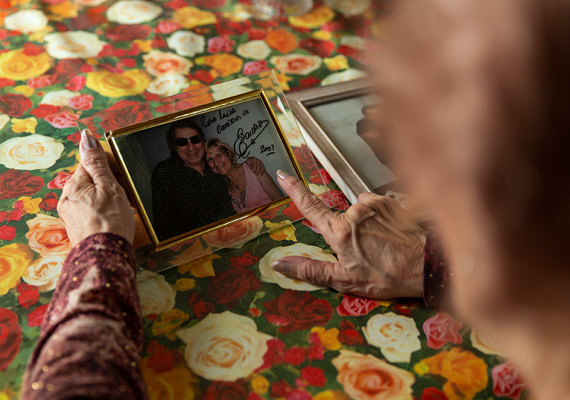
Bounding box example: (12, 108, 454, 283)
(0, 0, 527, 399)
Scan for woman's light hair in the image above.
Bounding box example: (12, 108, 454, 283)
(205, 138, 237, 164)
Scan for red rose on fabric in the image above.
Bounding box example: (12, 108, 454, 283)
(207, 35, 235, 53)
(299, 38, 335, 58)
(39, 192, 58, 211)
(0, 170, 44, 200)
(22, 42, 45, 55)
(229, 251, 259, 268)
(422, 312, 463, 349)
(155, 20, 181, 34)
(0, 225, 16, 241)
(260, 338, 285, 369)
(284, 347, 305, 366)
(248, 307, 261, 317)
(336, 294, 380, 317)
(243, 60, 269, 75)
(300, 366, 325, 387)
(0, 212, 5, 223)
(0, 308, 22, 371)
(31, 104, 61, 119)
(69, 94, 93, 111)
(17, 283, 39, 309)
(47, 171, 73, 189)
(187, 293, 214, 318)
(338, 321, 365, 346)
(208, 266, 261, 307)
(271, 380, 292, 398)
(45, 110, 80, 128)
(55, 59, 83, 80)
(27, 304, 49, 327)
(0, 94, 32, 117)
(421, 387, 449, 400)
(0, 78, 15, 88)
(293, 145, 314, 169)
(248, 28, 266, 40)
(263, 290, 333, 334)
(65, 75, 86, 92)
(282, 203, 303, 220)
(194, 0, 226, 7)
(492, 362, 527, 400)
(164, 0, 186, 9)
(28, 74, 58, 89)
(146, 340, 182, 373)
(99, 101, 152, 132)
(320, 190, 348, 211)
(194, 69, 214, 83)
(7, 209, 25, 222)
(309, 168, 331, 185)
(105, 24, 151, 42)
(287, 389, 312, 400)
(203, 382, 248, 400)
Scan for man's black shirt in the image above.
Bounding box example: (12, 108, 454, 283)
(151, 157, 235, 241)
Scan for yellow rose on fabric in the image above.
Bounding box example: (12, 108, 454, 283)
(134, 39, 152, 53)
(265, 220, 297, 242)
(141, 357, 200, 400)
(177, 252, 219, 277)
(200, 54, 243, 77)
(413, 361, 430, 376)
(289, 6, 335, 29)
(18, 196, 42, 213)
(86, 69, 150, 98)
(313, 390, 350, 400)
(0, 50, 51, 81)
(152, 309, 189, 336)
(11, 118, 37, 134)
(324, 55, 349, 71)
(313, 30, 332, 40)
(173, 6, 216, 29)
(0, 243, 34, 295)
(48, 2, 79, 19)
(174, 278, 196, 291)
(421, 348, 488, 400)
(13, 85, 34, 97)
(311, 327, 342, 350)
(251, 375, 269, 395)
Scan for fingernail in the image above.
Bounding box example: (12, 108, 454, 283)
(272, 260, 291, 275)
(276, 169, 289, 180)
(81, 129, 97, 149)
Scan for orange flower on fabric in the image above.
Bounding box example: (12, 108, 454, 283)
(86, 69, 150, 98)
(141, 356, 200, 399)
(0, 243, 34, 295)
(198, 54, 243, 77)
(25, 214, 71, 257)
(311, 327, 341, 350)
(0, 50, 51, 81)
(202, 216, 262, 248)
(265, 29, 298, 53)
(173, 6, 216, 29)
(419, 348, 488, 400)
(289, 6, 335, 29)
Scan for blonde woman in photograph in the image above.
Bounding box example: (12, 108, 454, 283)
(206, 138, 284, 213)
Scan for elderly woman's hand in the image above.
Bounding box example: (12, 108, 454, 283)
(58, 129, 135, 246)
(273, 171, 426, 299)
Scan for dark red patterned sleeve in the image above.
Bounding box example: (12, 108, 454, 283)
(423, 228, 450, 307)
(21, 233, 147, 400)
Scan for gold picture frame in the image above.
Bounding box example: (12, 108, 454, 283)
(106, 89, 307, 251)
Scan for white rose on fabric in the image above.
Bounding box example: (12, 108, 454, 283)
(0, 134, 64, 170)
(136, 270, 176, 317)
(340, 35, 368, 50)
(471, 326, 507, 357)
(236, 40, 271, 60)
(22, 255, 65, 292)
(107, 0, 162, 24)
(324, 0, 371, 17)
(176, 311, 272, 381)
(4, 9, 48, 33)
(270, 54, 322, 75)
(0, 114, 10, 130)
(40, 90, 78, 107)
(167, 30, 205, 57)
(146, 74, 190, 97)
(73, 0, 108, 5)
(45, 31, 107, 59)
(321, 68, 367, 86)
(259, 243, 336, 291)
(363, 312, 421, 363)
(143, 50, 192, 77)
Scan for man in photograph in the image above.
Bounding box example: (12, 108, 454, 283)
(151, 119, 264, 240)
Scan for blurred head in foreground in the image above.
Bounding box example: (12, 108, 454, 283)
(376, 0, 569, 393)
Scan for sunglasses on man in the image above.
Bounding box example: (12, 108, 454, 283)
(175, 136, 202, 147)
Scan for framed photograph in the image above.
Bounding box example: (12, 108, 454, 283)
(106, 89, 305, 251)
(287, 78, 396, 205)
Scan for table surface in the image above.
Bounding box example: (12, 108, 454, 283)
(0, 1, 526, 399)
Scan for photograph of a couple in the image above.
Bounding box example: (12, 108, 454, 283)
(113, 94, 300, 245)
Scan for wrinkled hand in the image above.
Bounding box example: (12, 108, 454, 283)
(58, 129, 135, 246)
(273, 170, 426, 299)
(246, 157, 266, 176)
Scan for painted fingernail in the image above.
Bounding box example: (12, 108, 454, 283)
(276, 169, 289, 180)
(272, 260, 292, 275)
(81, 129, 97, 149)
